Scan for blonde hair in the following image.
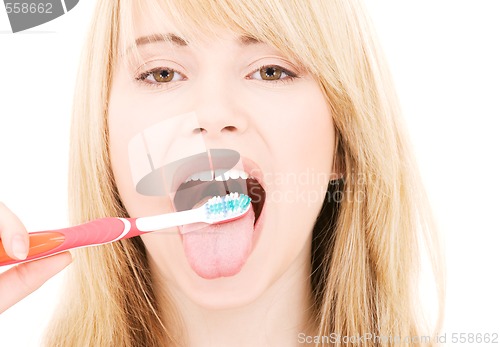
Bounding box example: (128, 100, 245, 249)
(44, 0, 444, 346)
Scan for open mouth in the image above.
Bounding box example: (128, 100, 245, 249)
(166, 151, 266, 278)
(173, 169, 266, 224)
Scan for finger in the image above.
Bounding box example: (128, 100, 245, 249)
(0, 202, 29, 260)
(0, 252, 72, 314)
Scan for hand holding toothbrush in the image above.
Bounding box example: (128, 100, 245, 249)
(0, 193, 250, 267)
(0, 193, 250, 313)
(0, 202, 72, 314)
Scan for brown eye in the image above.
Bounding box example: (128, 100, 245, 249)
(259, 66, 284, 80)
(152, 69, 174, 83)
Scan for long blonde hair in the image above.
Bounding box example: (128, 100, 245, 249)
(44, 0, 444, 346)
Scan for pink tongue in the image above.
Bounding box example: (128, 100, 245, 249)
(180, 205, 255, 279)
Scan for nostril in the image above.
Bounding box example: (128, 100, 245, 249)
(193, 128, 206, 135)
(193, 126, 237, 134)
(222, 126, 237, 132)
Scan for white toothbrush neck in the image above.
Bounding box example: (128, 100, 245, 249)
(135, 207, 205, 232)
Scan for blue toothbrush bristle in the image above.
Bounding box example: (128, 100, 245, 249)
(205, 193, 251, 220)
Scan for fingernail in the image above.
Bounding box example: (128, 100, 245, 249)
(12, 234, 28, 260)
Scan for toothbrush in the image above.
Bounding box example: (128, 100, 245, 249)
(0, 193, 251, 266)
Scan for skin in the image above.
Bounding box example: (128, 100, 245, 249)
(0, 202, 72, 314)
(108, 12, 336, 347)
(0, 16, 334, 347)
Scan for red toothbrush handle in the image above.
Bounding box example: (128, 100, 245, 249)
(0, 217, 141, 266)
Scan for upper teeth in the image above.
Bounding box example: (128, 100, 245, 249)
(184, 169, 250, 183)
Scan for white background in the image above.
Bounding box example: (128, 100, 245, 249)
(1, 1, 499, 345)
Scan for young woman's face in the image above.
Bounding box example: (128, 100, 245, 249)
(108, 12, 335, 308)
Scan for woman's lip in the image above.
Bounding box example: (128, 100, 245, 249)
(241, 156, 267, 193)
(251, 195, 266, 251)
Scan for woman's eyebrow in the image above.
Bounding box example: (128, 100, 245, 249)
(124, 33, 262, 54)
(121, 34, 185, 57)
(135, 33, 188, 47)
(133, 33, 262, 48)
(238, 35, 262, 46)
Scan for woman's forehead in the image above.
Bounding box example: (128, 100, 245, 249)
(119, 0, 311, 73)
(122, 6, 274, 60)
(127, 2, 243, 40)
(123, 7, 254, 52)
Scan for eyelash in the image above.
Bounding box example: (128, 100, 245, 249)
(134, 65, 299, 89)
(249, 65, 299, 84)
(134, 68, 185, 89)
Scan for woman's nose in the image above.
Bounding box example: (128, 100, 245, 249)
(190, 76, 248, 139)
